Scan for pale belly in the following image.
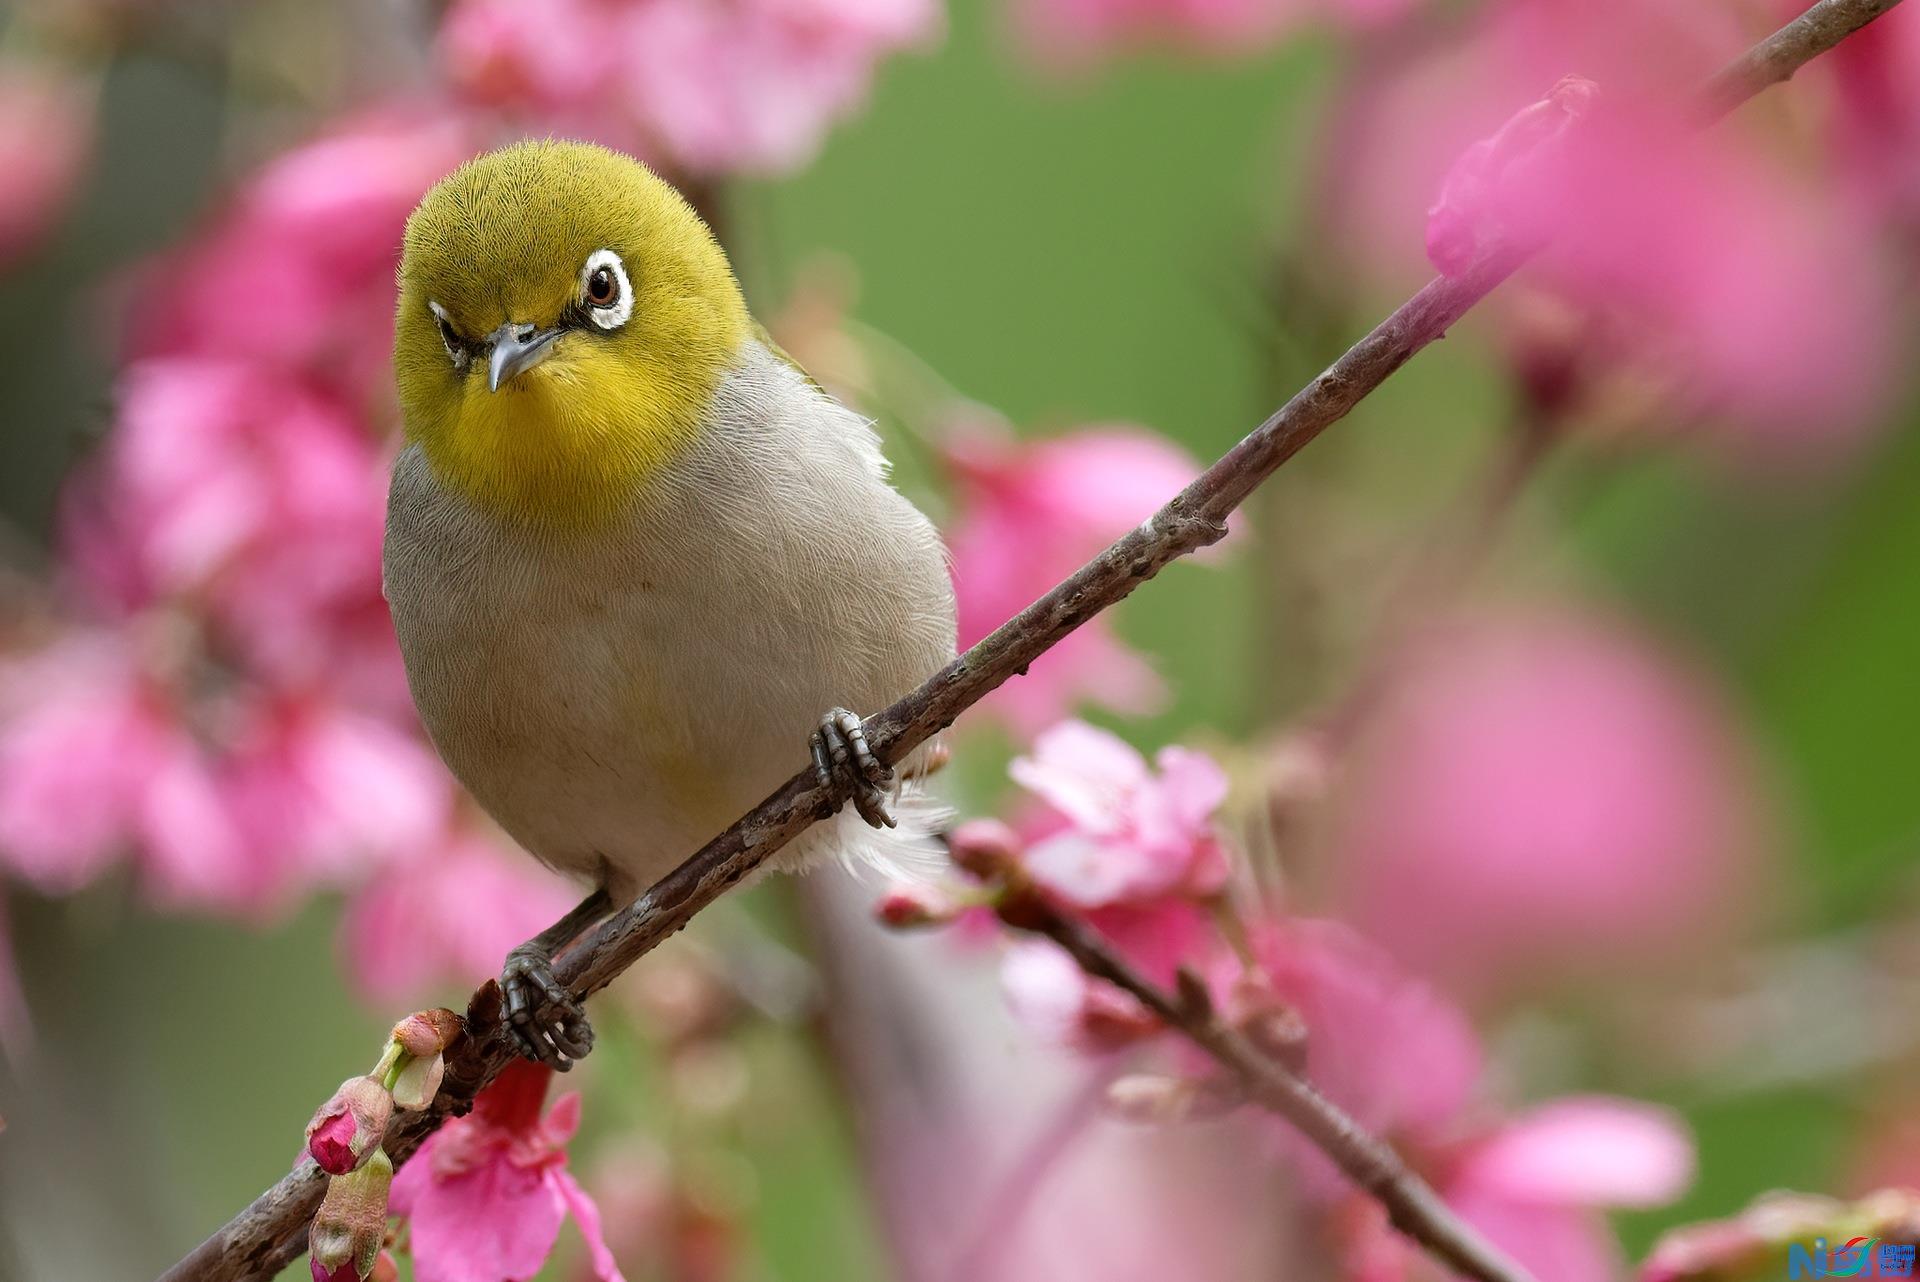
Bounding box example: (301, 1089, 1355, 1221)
(412, 568, 859, 895)
(383, 379, 957, 900)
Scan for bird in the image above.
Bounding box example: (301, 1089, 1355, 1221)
(384, 140, 957, 1069)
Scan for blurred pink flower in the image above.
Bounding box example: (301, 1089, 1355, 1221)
(1246, 921, 1692, 1280)
(1354, 0, 1892, 464)
(0, 632, 454, 917)
(61, 356, 410, 714)
(0, 61, 94, 270)
(1252, 932, 1691, 1282)
(391, 1059, 626, 1282)
(1331, 608, 1761, 998)
(1807, 1, 1920, 229)
(339, 828, 576, 1004)
(966, 730, 1691, 1273)
(127, 108, 472, 400)
(1423, 74, 1598, 275)
(438, 0, 940, 176)
(999, 900, 1212, 1051)
(1012, 0, 1417, 67)
(1246, 918, 1482, 1192)
(1010, 719, 1230, 908)
(1377, 1098, 1693, 1282)
(943, 422, 1204, 736)
(200, 695, 452, 908)
(1451, 1096, 1694, 1210)
(0, 632, 231, 898)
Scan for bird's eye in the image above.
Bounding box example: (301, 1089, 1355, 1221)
(579, 249, 633, 330)
(586, 266, 617, 306)
(428, 301, 470, 372)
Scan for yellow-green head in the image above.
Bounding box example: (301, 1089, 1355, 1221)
(394, 140, 749, 528)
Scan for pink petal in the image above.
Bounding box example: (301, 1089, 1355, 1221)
(1009, 720, 1149, 832)
(541, 1092, 582, 1149)
(406, 1154, 567, 1282)
(1023, 832, 1153, 908)
(1453, 1096, 1694, 1209)
(552, 1168, 629, 1282)
(1333, 608, 1760, 995)
(1444, 1188, 1623, 1282)
(1150, 746, 1230, 832)
(1000, 939, 1096, 1044)
(337, 830, 575, 1004)
(1254, 919, 1482, 1143)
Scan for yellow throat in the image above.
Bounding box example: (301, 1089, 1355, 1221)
(393, 140, 750, 530)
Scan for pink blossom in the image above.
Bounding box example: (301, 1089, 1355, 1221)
(943, 422, 1205, 736)
(1355, 0, 1892, 464)
(197, 695, 453, 910)
(0, 633, 235, 898)
(390, 1059, 626, 1282)
(66, 356, 406, 707)
(1009, 719, 1230, 908)
(1451, 1097, 1694, 1209)
(998, 901, 1212, 1051)
(306, 1075, 396, 1175)
(873, 882, 964, 928)
(127, 109, 472, 400)
(1331, 609, 1761, 998)
(1247, 918, 1482, 1183)
(1418, 1100, 1693, 1282)
(0, 61, 93, 270)
(339, 828, 577, 1005)
(437, 0, 941, 176)
(0, 632, 453, 917)
(1245, 932, 1691, 1282)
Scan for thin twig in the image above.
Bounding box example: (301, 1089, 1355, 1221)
(155, 3, 1904, 1278)
(1697, 0, 1902, 121)
(1018, 900, 1526, 1282)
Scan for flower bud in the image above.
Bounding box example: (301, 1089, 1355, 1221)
(1105, 1073, 1244, 1123)
(1425, 75, 1600, 276)
(946, 819, 1023, 880)
(390, 1008, 462, 1058)
(310, 1147, 392, 1282)
(874, 884, 959, 929)
(1231, 983, 1309, 1075)
(1078, 985, 1162, 1049)
(388, 1050, 445, 1111)
(305, 1077, 393, 1176)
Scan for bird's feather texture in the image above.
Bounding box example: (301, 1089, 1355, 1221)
(385, 337, 957, 902)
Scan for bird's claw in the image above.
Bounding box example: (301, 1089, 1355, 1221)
(811, 706, 896, 829)
(501, 946, 594, 1070)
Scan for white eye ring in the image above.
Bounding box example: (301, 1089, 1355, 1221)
(580, 249, 632, 330)
(428, 300, 469, 371)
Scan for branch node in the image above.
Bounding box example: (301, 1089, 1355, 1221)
(1173, 966, 1215, 1020)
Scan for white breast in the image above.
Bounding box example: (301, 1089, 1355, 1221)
(383, 339, 957, 901)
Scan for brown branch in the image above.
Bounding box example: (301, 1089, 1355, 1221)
(1698, 0, 1902, 121)
(1008, 894, 1528, 1282)
(156, 2, 1904, 1277)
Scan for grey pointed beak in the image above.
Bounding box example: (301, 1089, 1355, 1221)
(487, 322, 563, 392)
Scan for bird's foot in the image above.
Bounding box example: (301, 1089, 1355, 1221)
(810, 706, 896, 829)
(501, 944, 594, 1071)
